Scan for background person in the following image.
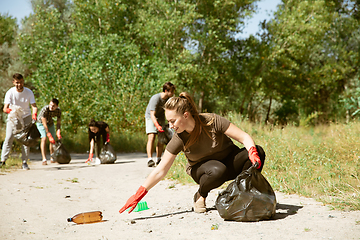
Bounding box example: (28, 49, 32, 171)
(1, 73, 38, 170)
(87, 119, 110, 163)
(145, 82, 175, 167)
(36, 98, 61, 165)
(120, 92, 265, 214)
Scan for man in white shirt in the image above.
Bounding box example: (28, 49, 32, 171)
(1, 73, 38, 170)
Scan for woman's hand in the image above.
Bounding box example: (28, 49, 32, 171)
(248, 146, 261, 169)
(119, 186, 148, 213)
(86, 153, 93, 163)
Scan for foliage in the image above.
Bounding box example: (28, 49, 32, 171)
(177, 0, 259, 111)
(260, 0, 360, 124)
(2, 0, 360, 129)
(0, 156, 23, 171)
(0, 13, 18, 46)
(60, 121, 148, 153)
(166, 152, 196, 184)
(17, 0, 163, 132)
(27, 36, 156, 132)
(14, 0, 262, 132)
(0, 13, 29, 124)
(341, 90, 360, 117)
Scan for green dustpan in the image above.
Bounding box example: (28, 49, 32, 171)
(126, 201, 149, 212)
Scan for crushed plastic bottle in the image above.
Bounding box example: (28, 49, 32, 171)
(67, 211, 103, 224)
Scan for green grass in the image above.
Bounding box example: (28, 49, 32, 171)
(61, 129, 147, 153)
(0, 155, 23, 171)
(165, 113, 360, 211)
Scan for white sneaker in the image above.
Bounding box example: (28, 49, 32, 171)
(95, 158, 101, 165)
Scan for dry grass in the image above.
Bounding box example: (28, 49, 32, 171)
(165, 113, 360, 211)
(0, 156, 23, 172)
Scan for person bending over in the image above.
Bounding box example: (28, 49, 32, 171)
(87, 119, 110, 163)
(36, 98, 62, 165)
(120, 92, 265, 214)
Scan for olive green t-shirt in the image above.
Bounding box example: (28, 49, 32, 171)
(166, 113, 234, 173)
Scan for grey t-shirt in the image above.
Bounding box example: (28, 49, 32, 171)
(145, 93, 166, 122)
(166, 113, 234, 171)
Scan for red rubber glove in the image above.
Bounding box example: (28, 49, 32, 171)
(5, 108, 12, 114)
(248, 146, 261, 169)
(47, 132, 55, 144)
(119, 186, 148, 214)
(86, 153, 94, 163)
(56, 129, 62, 139)
(106, 133, 110, 142)
(154, 122, 164, 133)
(32, 113, 37, 120)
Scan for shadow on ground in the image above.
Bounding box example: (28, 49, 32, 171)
(129, 203, 303, 222)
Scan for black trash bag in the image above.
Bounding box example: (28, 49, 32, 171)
(99, 142, 117, 164)
(215, 165, 276, 222)
(14, 121, 41, 147)
(158, 124, 173, 145)
(51, 140, 71, 164)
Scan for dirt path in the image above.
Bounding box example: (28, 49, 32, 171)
(0, 152, 359, 240)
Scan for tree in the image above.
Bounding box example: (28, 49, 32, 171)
(0, 13, 26, 124)
(17, 0, 161, 132)
(0, 13, 18, 46)
(259, 0, 360, 124)
(179, 0, 259, 112)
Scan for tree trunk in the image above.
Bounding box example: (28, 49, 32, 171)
(265, 96, 272, 124)
(198, 91, 204, 112)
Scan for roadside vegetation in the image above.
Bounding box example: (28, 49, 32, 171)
(1, 115, 359, 211)
(166, 114, 360, 211)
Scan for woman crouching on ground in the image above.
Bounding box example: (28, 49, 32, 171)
(86, 119, 110, 163)
(119, 92, 265, 213)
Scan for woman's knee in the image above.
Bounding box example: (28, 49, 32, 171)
(205, 164, 226, 180)
(191, 160, 226, 183)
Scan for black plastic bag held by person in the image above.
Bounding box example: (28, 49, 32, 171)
(158, 124, 173, 145)
(14, 120, 40, 147)
(215, 164, 276, 222)
(51, 140, 71, 164)
(99, 142, 116, 164)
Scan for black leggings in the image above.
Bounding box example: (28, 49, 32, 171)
(94, 139, 105, 158)
(190, 145, 266, 198)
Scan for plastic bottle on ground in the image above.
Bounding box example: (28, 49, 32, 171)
(67, 211, 103, 224)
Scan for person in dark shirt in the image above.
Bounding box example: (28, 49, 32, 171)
(86, 119, 110, 163)
(120, 92, 265, 214)
(36, 98, 62, 165)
